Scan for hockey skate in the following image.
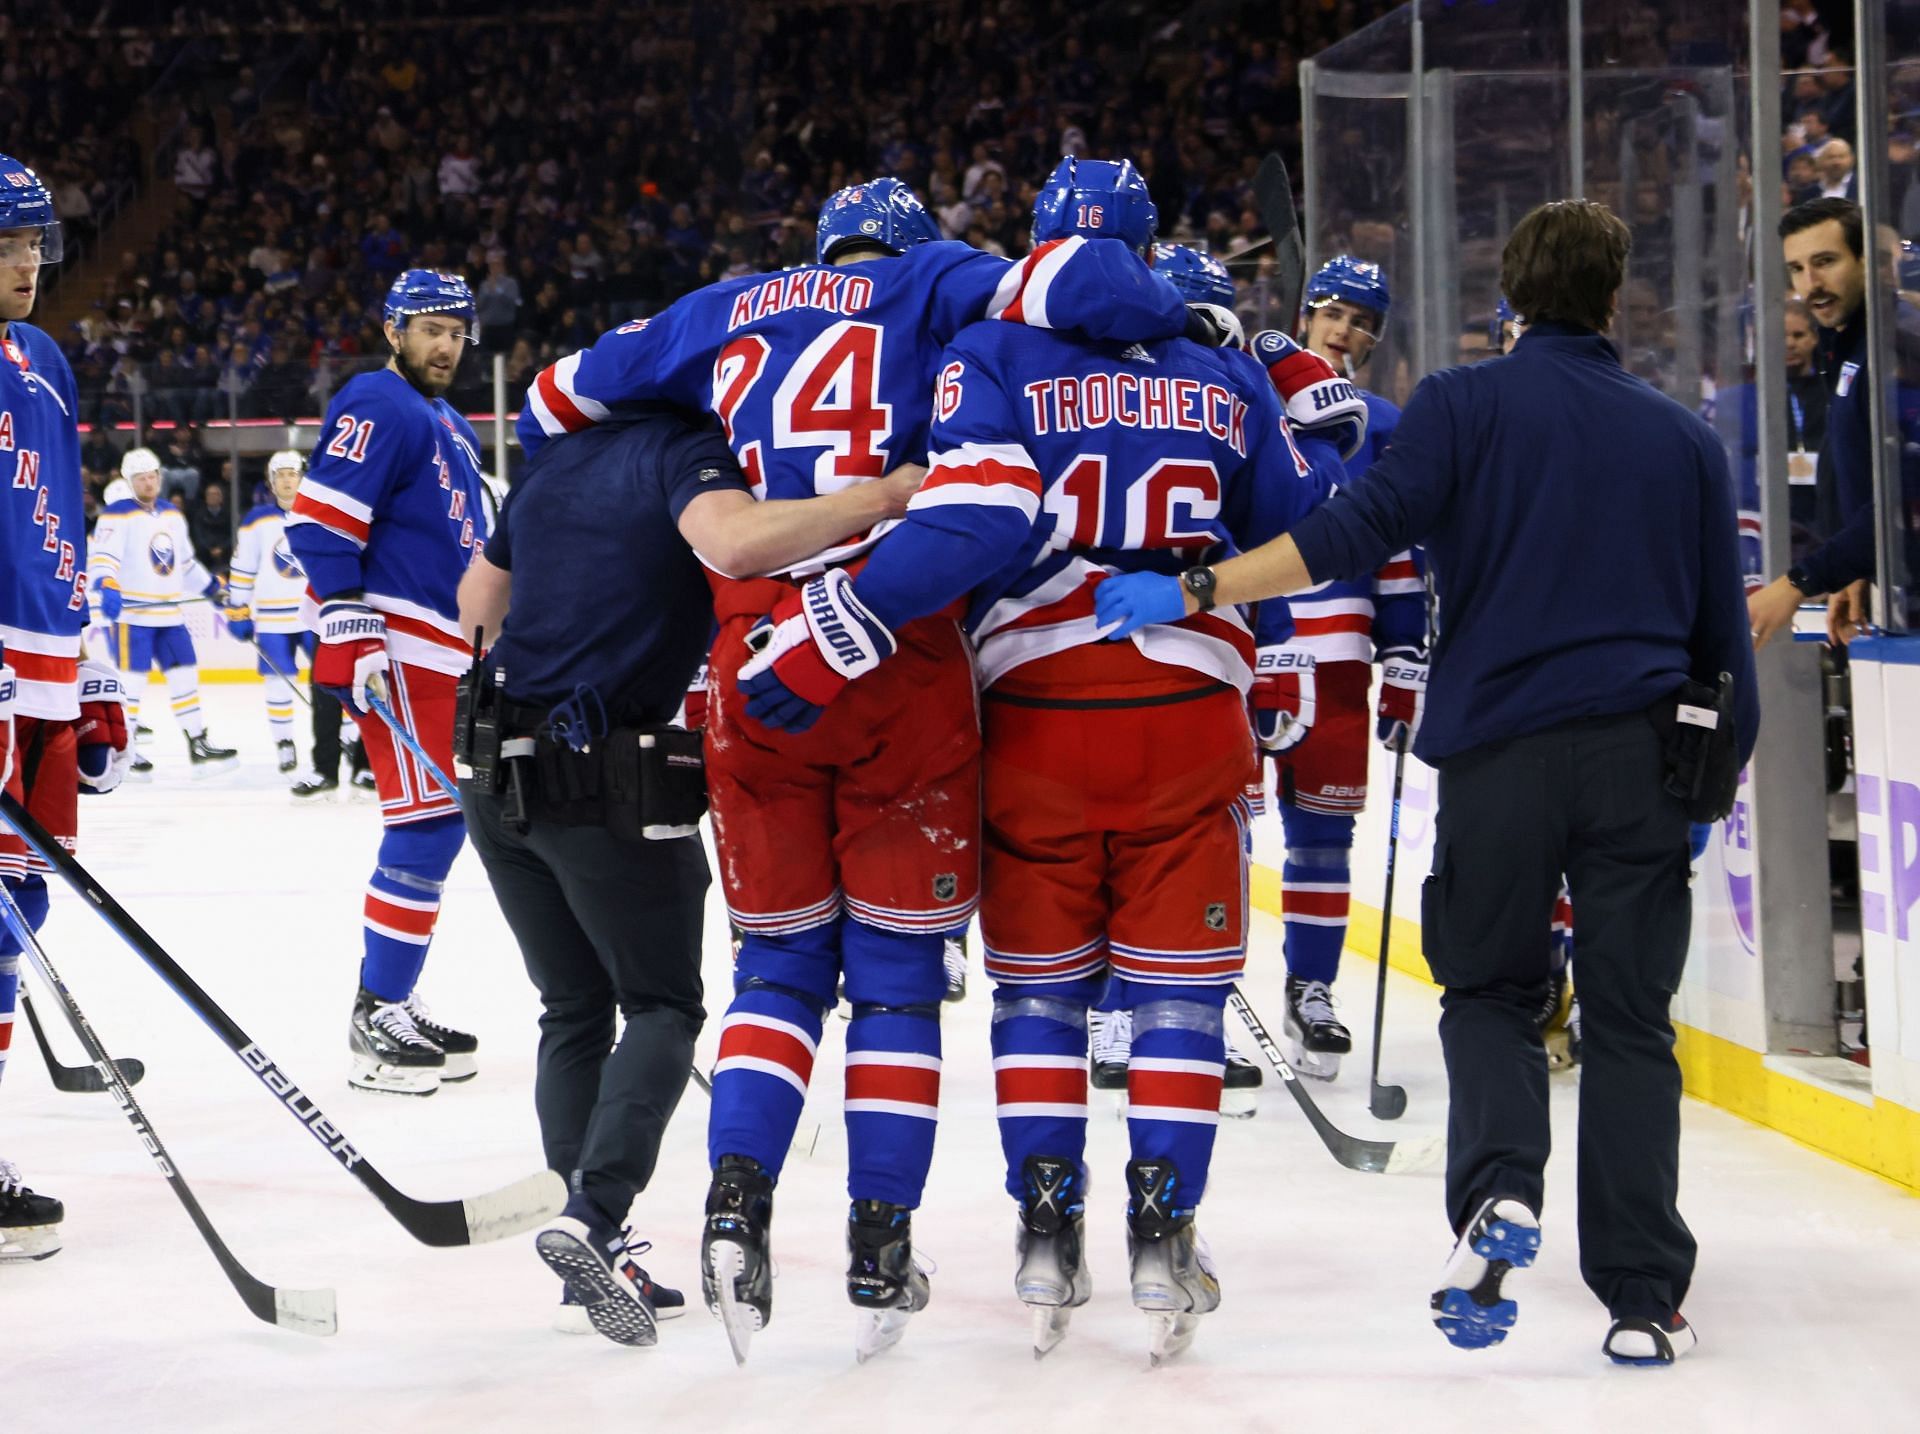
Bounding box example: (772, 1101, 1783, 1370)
(1220, 1038, 1262, 1118)
(290, 768, 338, 800)
(129, 751, 154, 779)
(185, 732, 238, 770)
(535, 1200, 678, 1348)
(1014, 1155, 1091, 1358)
(275, 739, 298, 774)
(0, 1159, 63, 1262)
(347, 985, 445, 1095)
(1430, 1196, 1541, 1350)
(1124, 1158, 1218, 1367)
(702, 1155, 775, 1365)
(942, 930, 968, 1003)
(1088, 1007, 1130, 1106)
(1603, 1311, 1697, 1366)
(403, 993, 478, 1082)
(1283, 975, 1351, 1080)
(1538, 966, 1578, 1072)
(847, 1198, 931, 1363)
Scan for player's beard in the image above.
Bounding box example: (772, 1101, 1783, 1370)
(392, 340, 456, 398)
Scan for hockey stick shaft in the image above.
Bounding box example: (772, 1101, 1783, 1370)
(1253, 152, 1308, 326)
(0, 791, 562, 1246)
(1368, 739, 1409, 1094)
(0, 880, 335, 1334)
(249, 637, 313, 709)
(363, 691, 461, 801)
(19, 986, 145, 1091)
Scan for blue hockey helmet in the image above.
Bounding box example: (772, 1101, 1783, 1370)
(1151, 243, 1236, 307)
(816, 178, 942, 264)
(383, 269, 478, 341)
(1032, 156, 1157, 254)
(1304, 255, 1390, 330)
(0, 155, 63, 265)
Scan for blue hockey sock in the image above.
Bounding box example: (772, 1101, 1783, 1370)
(0, 877, 49, 1091)
(709, 983, 826, 1187)
(844, 1008, 941, 1207)
(1279, 806, 1355, 985)
(358, 815, 464, 1002)
(990, 993, 1090, 1200)
(1124, 997, 1226, 1204)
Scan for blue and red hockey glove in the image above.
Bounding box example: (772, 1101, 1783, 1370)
(1251, 329, 1369, 461)
(74, 658, 133, 796)
(1375, 645, 1428, 751)
(1251, 645, 1315, 753)
(737, 568, 896, 733)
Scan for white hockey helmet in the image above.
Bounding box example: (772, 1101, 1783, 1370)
(266, 448, 306, 479)
(119, 446, 162, 480)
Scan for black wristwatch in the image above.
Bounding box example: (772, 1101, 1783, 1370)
(1180, 565, 1219, 612)
(1786, 563, 1820, 597)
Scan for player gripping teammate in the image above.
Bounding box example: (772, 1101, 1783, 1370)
(227, 450, 313, 776)
(518, 173, 1226, 1363)
(87, 447, 238, 774)
(0, 155, 133, 1261)
(740, 163, 1350, 1361)
(1245, 256, 1428, 1080)
(286, 270, 489, 1096)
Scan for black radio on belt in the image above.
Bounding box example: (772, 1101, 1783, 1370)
(453, 629, 508, 792)
(1655, 671, 1739, 823)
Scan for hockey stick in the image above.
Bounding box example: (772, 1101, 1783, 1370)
(1367, 737, 1411, 1121)
(0, 881, 336, 1334)
(0, 792, 564, 1246)
(1253, 152, 1308, 326)
(249, 637, 313, 709)
(20, 987, 146, 1092)
(1227, 983, 1441, 1175)
(362, 691, 461, 800)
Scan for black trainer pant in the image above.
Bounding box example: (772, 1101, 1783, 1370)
(1420, 711, 1696, 1320)
(462, 783, 708, 1225)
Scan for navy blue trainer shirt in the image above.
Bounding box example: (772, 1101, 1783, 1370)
(488, 412, 746, 723)
(1287, 322, 1760, 764)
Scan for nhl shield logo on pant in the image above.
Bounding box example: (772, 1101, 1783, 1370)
(933, 872, 958, 903)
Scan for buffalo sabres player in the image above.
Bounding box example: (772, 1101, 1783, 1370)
(227, 450, 312, 775)
(741, 161, 1349, 1362)
(88, 446, 238, 773)
(0, 154, 134, 1260)
(520, 175, 1225, 1363)
(287, 270, 488, 1096)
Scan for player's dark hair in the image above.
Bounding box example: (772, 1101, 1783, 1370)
(1779, 196, 1863, 258)
(1500, 199, 1632, 335)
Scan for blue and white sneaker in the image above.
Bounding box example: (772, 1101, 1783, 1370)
(1430, 1197, 1541, 1350)
(554, 1277, 686, 1334)
(536, 1199, 683, 1348)
(1603, 1312, 1697, 1365)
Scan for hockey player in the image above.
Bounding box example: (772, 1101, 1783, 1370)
(228, 450, 312, 775)
(739, 165, 1352, 1362)
(88, 447, 238, 773)
(0, 155, 133, 1260)
(518, 173, 1224, 1363)
(1245, 255, 1427, 1080)
(286, 270, 489, 1096)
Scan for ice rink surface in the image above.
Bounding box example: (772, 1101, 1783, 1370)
(5, 688, 1918, 1434)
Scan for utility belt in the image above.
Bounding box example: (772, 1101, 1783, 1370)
(453, 665, 707, 841)
(1649, 672, 1739, 823)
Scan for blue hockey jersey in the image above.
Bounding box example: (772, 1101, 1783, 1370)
(0, 321, 87, 719)
(850, 323, 1330, 695)
(515, 237, 1194, 578)
(287, 367, 489, 676)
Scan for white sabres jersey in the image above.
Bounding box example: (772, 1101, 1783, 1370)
(88, 499, 212, 625)
(230, 503, 306, 633)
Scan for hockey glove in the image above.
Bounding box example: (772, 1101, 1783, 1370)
(75, 658, 133, 796)
(1251, 329, 1369, 462)
(1184, 302, 1247, 352)
(0, 647, 15, 790)
(313, 599, 390, 714)
(1251, 645, 1316, 753)
(98, 581, 123, 623)
(226, 605, 254, 643)
(1375, 646, 1428, 751)
(737, 568, 895, 733)
(1093, 570, 1188, 640)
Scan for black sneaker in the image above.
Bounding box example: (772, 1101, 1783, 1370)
(534, 1199, 668, 1348)
(276, 739, 298, 773)
(186, 732, 238, 766)
(0, 1159, 64, 1263)
(290, 770, 338, 800)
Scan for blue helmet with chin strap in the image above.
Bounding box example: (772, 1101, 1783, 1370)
(1151, 243, 1235, 307)
(1032, 156, 1157, 254)
(1303, 254, 1391, 328)
(383, 269, 477, 340)
(816, 178, 942, 264)
(0, 155, 63, 265)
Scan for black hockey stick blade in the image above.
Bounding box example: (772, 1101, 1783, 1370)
(21, 988, 145, 1091)
(0, 791, 565, 1248)
(1254, 152, 1308, 325)
(1369, 1081, 1409, 1122)
(1227, 986, 1441, 1176)
(0, 881, 335, 1335)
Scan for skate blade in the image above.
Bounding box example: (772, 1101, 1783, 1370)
(347, 1062, 441, 1096)
(1030, 1303, 1073, 1359)
(535, 1227, 658, 1348)
(854, 1306, 914, 1363)
(438, 1053, 479, 1083)
(0, 1226, 63, 1262)
(708, 1239, 763, 1366)
(1146, 1312, 1200, 1367)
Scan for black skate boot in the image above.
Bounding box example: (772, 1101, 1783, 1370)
(130, 751, 154, 778)
(1283, 975, 1352, 1081)
(403, 993, 477, 1082)
(275, 739, 298, 774)
(346, 737, 376, 797)
(535, 1194, 681, 1348)
(1125, 1158, 1219, 1366)
(1220, 1037, 1263, 1118)
(347, 985, 445, 1095)
(1015, 1154, 1091, 1357)
(1088, 1007, 1130, 1094)
(702, 1155, 775, 1365)
(0, 1159, 64, 1262)
(846, 1198, 931, 1363)
(942, 930, 968, 1003)
(1537, 964, 1577, 1072)
(290, 769, 338, 800)
(186, 732, 238, 768)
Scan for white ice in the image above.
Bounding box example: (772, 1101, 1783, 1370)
(5, 687, 1918, 1434)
